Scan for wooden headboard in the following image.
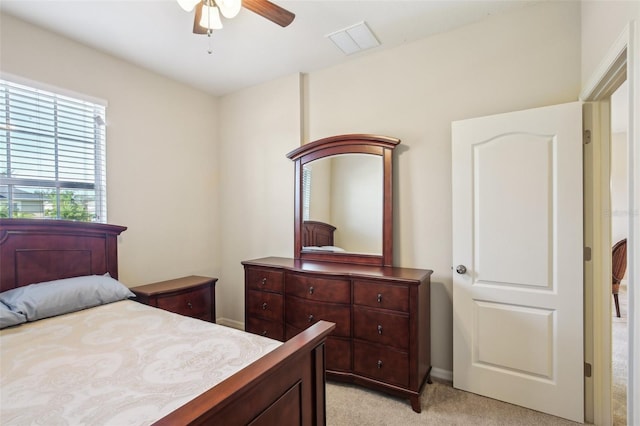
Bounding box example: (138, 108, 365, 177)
(0, 219, 127, 292)
(302, 221, 336, 247)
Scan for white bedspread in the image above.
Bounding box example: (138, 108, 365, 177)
(0, 300, 281, 425)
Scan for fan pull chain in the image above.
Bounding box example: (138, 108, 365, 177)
(206, 1, 213, 55)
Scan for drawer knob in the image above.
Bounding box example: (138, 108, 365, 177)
(309, 286, 314, 295)
(187, 301, 193, 309)
(308, 314, 314, 323)
(262, 302, 268, 310)
(260, 278, 267, 286)
(377, 293, 383, 303)
(377, 324, 383, 335)
(377, 360, 383, 369)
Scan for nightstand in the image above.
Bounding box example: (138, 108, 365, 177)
(130, 275, 217, 322)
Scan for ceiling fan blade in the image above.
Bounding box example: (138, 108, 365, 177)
(193, 2, 209, 34)
(243, 0, 295, 27)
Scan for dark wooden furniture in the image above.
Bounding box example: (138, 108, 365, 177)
(0, 219, 125, 290)
(612, 238, 627, 318)
(245, 134, 433, 412)
(302, 220, 336, 247)
(287, 134, 399, 267)
(130, 275, 217, 322)
(244, 256, 432, 413)
(0, 219, 335, 426)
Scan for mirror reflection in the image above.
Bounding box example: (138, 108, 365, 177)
(302, 153, 382, 255)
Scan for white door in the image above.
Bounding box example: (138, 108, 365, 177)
(452, 102, 584, 422)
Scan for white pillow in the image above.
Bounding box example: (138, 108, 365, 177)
(0, 275, 135, 322)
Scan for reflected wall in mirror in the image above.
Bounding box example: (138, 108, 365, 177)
(303, 154, 382, 255)
(287, 134, 400, 267)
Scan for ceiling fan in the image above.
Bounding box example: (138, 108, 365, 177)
(177, 0, 295, 35)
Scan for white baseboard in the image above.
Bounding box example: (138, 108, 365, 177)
(216, 317, 244, 330)
(431, 367, 453, 383)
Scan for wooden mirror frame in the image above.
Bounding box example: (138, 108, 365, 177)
(287, 134, 400, 267)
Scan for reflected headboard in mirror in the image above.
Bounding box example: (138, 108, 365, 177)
(302, 221, 336, 248)
(287, 134, 400, 267)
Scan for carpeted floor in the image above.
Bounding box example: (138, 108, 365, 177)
(612, 284, 627, 426)
(326, 285, 629, 425)
(327, 379, 579, 425)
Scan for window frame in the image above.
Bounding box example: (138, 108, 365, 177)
(0, 76, 107, 222)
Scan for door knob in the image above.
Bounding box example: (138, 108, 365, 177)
(455, 265, 467, 274)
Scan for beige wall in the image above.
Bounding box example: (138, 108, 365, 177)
(217, 73, 301, 326)
(301, 0, 581, 374)
(581, 0, 640, 87)
(216, 0, 581, 376)
(0, 14, 220, 287)
(331, 154, 382, 253)
(1, 0, 585, 378)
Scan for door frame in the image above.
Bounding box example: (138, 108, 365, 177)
(580, 21, 639, 426)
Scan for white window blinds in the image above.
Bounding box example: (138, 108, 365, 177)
(0, 79, 107, 222)
(302, 166, 311, 221)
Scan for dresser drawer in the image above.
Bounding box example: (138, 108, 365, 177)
(246, 268, 284, 293)
(353, 280, 409, 312)
(156, 286, 211, 321)
(247, 290, 283, 322)
(353, 341, 409, 388)
(285, 272, 350, 303)
(353, 306, 409, 350)
(326, 336, 352, 372)
(287, 325, 351, 372)
(246, 316, 284, 341)
(285, 296, 350, 337)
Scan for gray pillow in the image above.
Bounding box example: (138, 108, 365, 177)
(0, 275, 135, 322)
(0, 301, 27, 329)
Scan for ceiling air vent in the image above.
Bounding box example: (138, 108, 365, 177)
(326, 21, 380, 55)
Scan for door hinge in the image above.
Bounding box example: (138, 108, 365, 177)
(583, 129, 591, 145)
(585, 362, 592, 377)
(584, 246, 592, 261)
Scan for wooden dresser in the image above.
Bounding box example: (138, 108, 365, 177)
(131, 275, 217, 322)
(243, 257, 432, 412)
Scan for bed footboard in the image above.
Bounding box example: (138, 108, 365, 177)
(154, 320, 336, 426)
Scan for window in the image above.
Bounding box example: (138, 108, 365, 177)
(0, 79, 107, 222)
(302, 166, 311, 221)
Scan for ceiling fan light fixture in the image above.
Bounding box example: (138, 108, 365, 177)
(200, 4, 224, 30)
(217, 0, 242, 19)
(177, 0, 201, 12)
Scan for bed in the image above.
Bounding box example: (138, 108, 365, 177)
(301, 221, 345, 252)
(0, 219, 335, 425)
(301, 221, 335, 247)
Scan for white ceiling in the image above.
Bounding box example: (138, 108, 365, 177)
(1, 1, 541, 96)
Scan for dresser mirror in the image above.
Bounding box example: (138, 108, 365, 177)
(303, 154, 383, 255)
(287, 134, 400, 267)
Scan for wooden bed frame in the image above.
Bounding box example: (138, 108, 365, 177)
(302, 221, 336, 247)
(0, 219, 335, 425)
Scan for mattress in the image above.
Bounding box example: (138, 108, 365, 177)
(0, 300, 281, 425)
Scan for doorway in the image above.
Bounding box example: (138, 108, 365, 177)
(580, 22, 638, 425)
(610, 81, 629, 426)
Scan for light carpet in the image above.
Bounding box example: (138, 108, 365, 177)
(612, 284, 627, 426)
(327, 285, 629, 425)
(327, 379, 578, 425)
